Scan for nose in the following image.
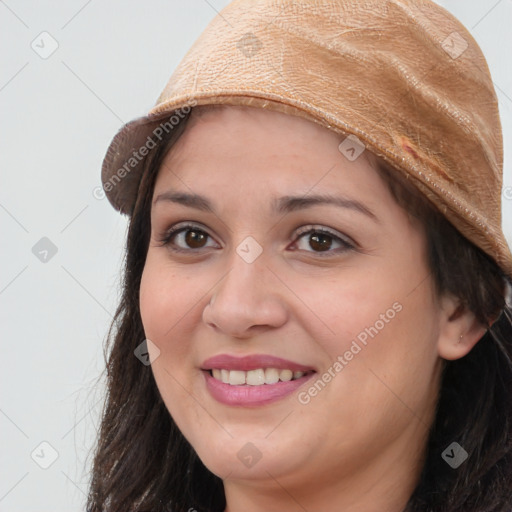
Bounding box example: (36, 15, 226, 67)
(202, 251, 288, 339)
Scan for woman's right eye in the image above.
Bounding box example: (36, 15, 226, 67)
(156, 223, 216, 252)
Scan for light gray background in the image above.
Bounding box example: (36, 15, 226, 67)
(1, 1, 511, 510)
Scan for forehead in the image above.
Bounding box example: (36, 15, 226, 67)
(153, 104, 380, 192)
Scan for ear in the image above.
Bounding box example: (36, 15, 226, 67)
(437, 292, 488, 361)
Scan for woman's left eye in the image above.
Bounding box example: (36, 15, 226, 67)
(156, 223, 356, 256)
(292, 225, 355, 255)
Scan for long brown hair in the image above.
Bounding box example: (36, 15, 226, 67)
(86, 109, 512, 512)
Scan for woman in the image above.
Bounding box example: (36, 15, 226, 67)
(87, 1, 512, 511)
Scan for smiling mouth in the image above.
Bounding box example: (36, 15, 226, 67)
(208, 368, 316, 386)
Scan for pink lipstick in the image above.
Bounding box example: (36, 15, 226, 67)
(201, 354, 316, 406)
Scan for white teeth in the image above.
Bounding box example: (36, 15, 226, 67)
(229, 370, 246, 385)
(246, 368, 265, 385)
(211, 367, 310, 385)
(279, 369, 293, 382)
(264, 368, 280, 384)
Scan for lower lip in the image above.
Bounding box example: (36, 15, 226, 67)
(203, 370, 316, 406)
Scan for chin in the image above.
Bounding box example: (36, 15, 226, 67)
(190, 434, 306, 482)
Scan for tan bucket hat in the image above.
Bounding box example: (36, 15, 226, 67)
(101, 0, 512, 280)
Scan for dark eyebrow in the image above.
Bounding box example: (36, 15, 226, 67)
(153, 191, 379, 222)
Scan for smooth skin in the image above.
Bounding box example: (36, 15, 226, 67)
(139, 105, 486, 512)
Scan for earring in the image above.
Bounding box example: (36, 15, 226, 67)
(458, 334, 463, 344)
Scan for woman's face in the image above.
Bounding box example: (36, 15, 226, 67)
(140, 105, 446, 499)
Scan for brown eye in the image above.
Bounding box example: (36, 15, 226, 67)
(182, 228, 208, 249)
(309, 232, 334, 252)
(293, 226, 355, 256)
(157, 224, 216, 252)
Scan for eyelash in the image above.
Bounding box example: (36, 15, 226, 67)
(156, 222, 357, 257)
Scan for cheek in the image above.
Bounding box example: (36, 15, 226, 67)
(300, 247, 441, 415)
(139, 257, 193, 371)
(139, 257, 206, 430)
(140, 261, 170, 341)
(296, 288, 440, 460)
(139, 255, 193, 344)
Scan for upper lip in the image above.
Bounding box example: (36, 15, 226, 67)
(201, 354, 316, 372)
